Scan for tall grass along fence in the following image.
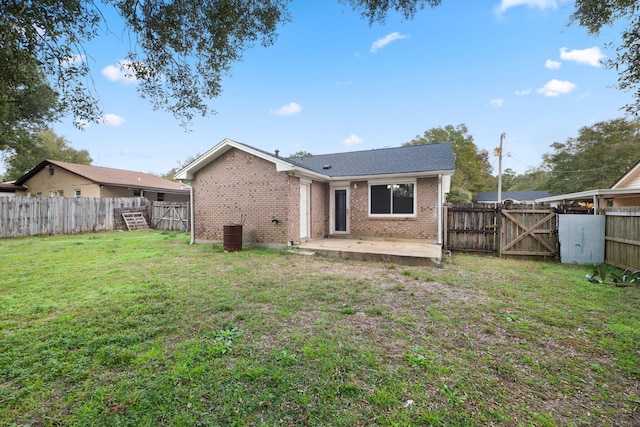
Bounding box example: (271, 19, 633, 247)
(0, 197, 189, 238)
(605, 206, 640, 271)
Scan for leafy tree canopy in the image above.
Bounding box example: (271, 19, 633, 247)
(1, 0, 441, 127)
(542, 118, 640, 195)
(288, 151, 313, 158)
(403, 124, 495, 200)
(507, 168, 551, 192)
(0, 62, 62, 153)
(3, 129, 92, 180)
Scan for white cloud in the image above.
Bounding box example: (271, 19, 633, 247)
(537, 79, 576, 97)
(342, 134, 363, 146)
(495, 0, 557, 14)
(370, 32, 407, 53)
(545, 59, 562, 69)
(490, 98, 504, 107)
(271, 102, 302, 117)
(101, 60, 138, 84)
(515, 88, 532, 96)
(559, 46, 605, 67)
(101, 114, 126, 126)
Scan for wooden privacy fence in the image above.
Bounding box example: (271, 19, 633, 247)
(0, 197, 190, 238)
(605, 207, 640, 271)
(444, 203, 558, 260)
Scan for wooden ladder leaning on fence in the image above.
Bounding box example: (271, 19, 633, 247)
(121, 212, 149, 231)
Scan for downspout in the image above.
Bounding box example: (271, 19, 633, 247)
(181, 183, 195, 245)
(437, 174, 443, 245)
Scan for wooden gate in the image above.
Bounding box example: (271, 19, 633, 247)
(500, 208, 557, 259)
(151, 202, 190, 231)
(445, 203, 558, 260)
(445, 204, 498, 253)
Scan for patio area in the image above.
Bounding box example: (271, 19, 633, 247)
(295, 238, 442, 266)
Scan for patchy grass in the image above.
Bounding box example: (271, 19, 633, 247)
(0, 231, 638, 426)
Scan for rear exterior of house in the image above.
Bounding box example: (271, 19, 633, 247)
(177, 139, 455, 247)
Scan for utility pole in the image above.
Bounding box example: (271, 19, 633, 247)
(497, 132, 505, 204)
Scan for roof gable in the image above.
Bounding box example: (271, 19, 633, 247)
(175, 139, 455, 181)
(611, 159, 640, 189)
(16, 160, 186, 193)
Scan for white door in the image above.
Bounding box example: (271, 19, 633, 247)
(300, 183, 310, 240)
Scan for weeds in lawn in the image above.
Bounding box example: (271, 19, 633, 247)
(0, 232, 638, 426)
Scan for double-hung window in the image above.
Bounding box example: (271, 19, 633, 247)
(369, 181, 416, 216)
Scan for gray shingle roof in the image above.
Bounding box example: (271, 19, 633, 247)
(284, 143, 455, 177)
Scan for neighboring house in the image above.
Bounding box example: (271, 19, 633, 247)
(175, 139, 455, 246)
(536, 160, 640, 210)
(610, 159, 640, 207)
(15, 160, 189, 202)
(0, 181, 26, 197)
(476, 191, 550, 204)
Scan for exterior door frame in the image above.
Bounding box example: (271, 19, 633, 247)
(300, 180, 311, 241)
(330, 185, 350, 235)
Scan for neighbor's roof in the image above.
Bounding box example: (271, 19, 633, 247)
(16, 160, 187, 193)
(476, 191, 550, 202)
(0, 181, 25, 192)
(175, 138, 455, 181)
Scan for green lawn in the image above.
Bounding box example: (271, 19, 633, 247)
(0, 231, 638, 426)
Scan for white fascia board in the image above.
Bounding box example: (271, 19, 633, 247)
(536, 188, 640, 203)
(611, 161, 640, 189)
(174, 138, 236, 180)
(175, 138, 296, 180)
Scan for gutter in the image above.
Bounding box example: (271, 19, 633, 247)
(180, 183, 195, 245)
(437, 174, 443, 245)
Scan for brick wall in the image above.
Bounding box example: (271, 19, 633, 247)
(310, 181, 329, 239)
(613, 196, 640, 207)
(348, 177, 439, 240)
(192, 148, 296, 244)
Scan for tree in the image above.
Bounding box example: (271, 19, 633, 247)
(3, 129, 92, 180)
(508, 168, 551, 192)
(164, 153, 202, 181)
(500, 168, 518, 192)
(403, 124, 495, 200)
(288, 151, 313, 158)
(542, 118, 640, 195)
(1, 0, 441, 127)
(0, 62, 62, 153)
(570, 1, 640, 115)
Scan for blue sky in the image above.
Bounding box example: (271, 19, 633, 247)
(37, 0, 636, 177)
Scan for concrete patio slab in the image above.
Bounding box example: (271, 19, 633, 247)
(295, 238, 442, 266)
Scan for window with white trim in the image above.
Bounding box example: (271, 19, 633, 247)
(369, 182, 415, 216)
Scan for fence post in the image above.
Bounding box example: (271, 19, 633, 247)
(495, 203, 502, 257)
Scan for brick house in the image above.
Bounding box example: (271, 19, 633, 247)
(15, 160, 189, 202)
(175, 139, 455, 246)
